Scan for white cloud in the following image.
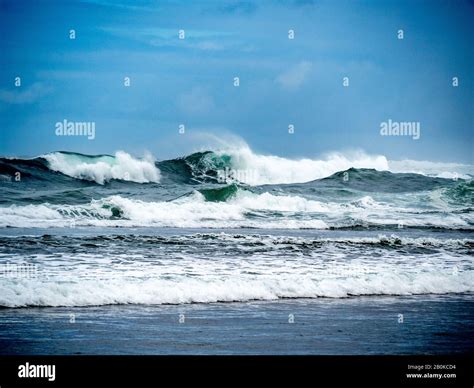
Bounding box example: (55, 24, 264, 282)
(0, 83, 51, 104)
(276, 61, 312, 90)
(102, 27, 235, 51)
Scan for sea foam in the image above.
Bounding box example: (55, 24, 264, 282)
(1, 270, 472, 307)
(218, 146, 390, 185)
(0, 190, 471, 229)
(43, 151, 160, 184)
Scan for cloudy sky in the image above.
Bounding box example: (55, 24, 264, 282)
(0, 0, 472, 162)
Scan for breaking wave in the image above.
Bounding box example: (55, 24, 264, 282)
(43, 151, 160, 184)
(0, 187, 472, 229)
(1, 147, 472, 186)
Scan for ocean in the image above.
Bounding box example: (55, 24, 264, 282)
(0, 148, 473, 354)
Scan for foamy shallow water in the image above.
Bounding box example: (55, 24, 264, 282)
(1, 228, 472, 308)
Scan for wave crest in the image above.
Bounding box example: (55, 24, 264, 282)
(215, 147, 390, 185)
(0, 189, 472, 229)
(43, 151, 160, 184)
(1, 271, 472, 307)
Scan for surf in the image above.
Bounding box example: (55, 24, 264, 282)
(1, 147, 472, 186)
(43, 151, 160, 184)
(0, 187, 472, 230)
(1, 262, 472, 307)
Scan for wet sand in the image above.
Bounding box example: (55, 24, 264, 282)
(0, 294, 472, 355)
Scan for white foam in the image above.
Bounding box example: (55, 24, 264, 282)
(90, 193, 330, 229)
(208, 144, 473, 184)
(232, 191, 334, 212)
(0, 193, 328, 229)
(1, 270, 472, 307)
(388, 159, 473, 180)
(198, 233, 473, 248)
(0, 190, 471, 229)
(218, 146, 390, 185)
(43, 151, 161, 184)
(1, 230, 472, 307)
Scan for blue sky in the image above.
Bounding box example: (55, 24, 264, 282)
(0, 0, 472, 162)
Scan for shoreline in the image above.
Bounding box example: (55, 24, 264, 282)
(1, 294, 472, 355)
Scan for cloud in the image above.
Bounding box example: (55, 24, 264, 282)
(177, 87, 215, 115)
(102, 27, 235, 51)
(276, 61, 312, 90)
(0, 83, 52, 104)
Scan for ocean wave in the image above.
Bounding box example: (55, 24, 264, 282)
(0, 190, 472, 229)
(180, 233, 474, 249)
(1, 270, 472, 307)
(157, 146, 473, 185)
(2, 233, 470, 253)
(389, 159, 473, 180)
(1, 231, 472, 307)
(1, 147, 472, 186)
(213, 147, 390, 185)
(43, 151, 160, 184)
(0, 193, 329, 229)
